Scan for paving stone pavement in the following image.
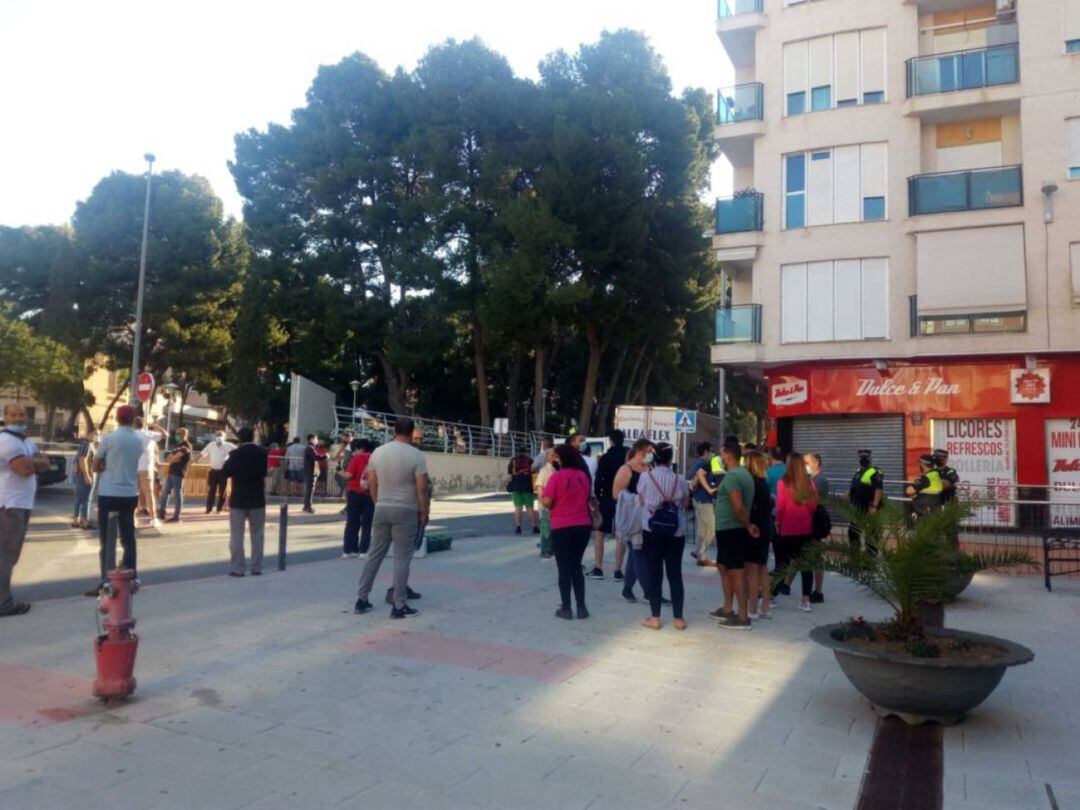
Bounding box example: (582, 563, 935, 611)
(0, 532, 1077, 810)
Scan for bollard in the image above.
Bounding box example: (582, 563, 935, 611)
(278, 503, 287, 571)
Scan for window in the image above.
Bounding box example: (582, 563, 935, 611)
(811, 86, 831, 111)
(783, 142, 888, 228)
(1068, 39, 1080, 52)
(1068, 119, 1080, 179)
(919, 312, 1026, 336)
(781, 258, 889, 343)
(1067, 1, 1080, 53)
(784, 28, 886, 116)
(785, 154, 806, 229)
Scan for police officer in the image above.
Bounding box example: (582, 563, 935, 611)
(933, 448, 959, 504)
(847, 449, 883, 551)
(906, 454, 943, 518)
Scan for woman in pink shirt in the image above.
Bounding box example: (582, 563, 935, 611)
(540, 444, 593, 620)
(775, 452, 817, 612)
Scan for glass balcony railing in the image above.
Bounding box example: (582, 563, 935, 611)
(906, 43, 1019, 97)
(908, 165, 1023, 215)
(718, 0, 762, 18)
(716, 192, 764, 234)
(716, 305, 762, 344)
(717, 83, 764, 125)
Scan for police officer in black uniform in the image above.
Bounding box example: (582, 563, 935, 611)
(906, 454, 944, 518)
(933, 448, 959, 504)
(847, 449, 883, 552)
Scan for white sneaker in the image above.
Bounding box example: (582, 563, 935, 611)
(341, 553, 351, 559)
(149, 519, 160, 528)
(799, 602, 812, 612)
(358, 553, 367, 560)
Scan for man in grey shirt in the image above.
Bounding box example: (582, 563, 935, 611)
(354, 418, 429, 618)
(89, 405, 147, 595)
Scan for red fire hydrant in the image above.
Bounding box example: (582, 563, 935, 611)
(93, 569, 139, 701)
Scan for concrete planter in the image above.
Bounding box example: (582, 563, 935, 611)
(810, 623, 1034, 726)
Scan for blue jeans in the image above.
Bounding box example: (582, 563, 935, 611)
(73, 477, 92, 520)
(158, 474, 184, 519)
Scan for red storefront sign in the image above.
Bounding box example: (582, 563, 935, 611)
(766, 357, 1080, 485)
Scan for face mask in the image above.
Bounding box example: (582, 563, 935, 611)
(805, 466, 813, 475)
(215, 437, 224, 445)
(643, 452, 654, 465)
(6, 423, 27, 435)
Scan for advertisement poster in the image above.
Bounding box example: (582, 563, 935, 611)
(930, 418, 1016, 526)
(1046, 419, 1080, 528)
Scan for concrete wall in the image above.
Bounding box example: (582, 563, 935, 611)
(424, 452, 510, 494)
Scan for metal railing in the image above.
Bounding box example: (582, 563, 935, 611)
(906, 42, 1019, 97)
(717, 83, 764, 125)
(908, 165, 1022, 216)
(715, 304, 762, 343)
(716, 191, 764, 234)
(718, 0, 762, 18)
(333, 407, 549, 458)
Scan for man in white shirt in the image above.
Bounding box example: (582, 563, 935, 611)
(195, 430, 237, 513)
(0, 403, 51, 616)
(134, 417, 166, 527)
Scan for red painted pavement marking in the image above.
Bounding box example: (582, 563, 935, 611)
(403, 572, 528, 597)
(344, 629, 595, 683)
(0, 663, 98, 726)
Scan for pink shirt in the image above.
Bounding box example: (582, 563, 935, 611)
(542, 468, 592, 530)
(775, 479, 817, 537)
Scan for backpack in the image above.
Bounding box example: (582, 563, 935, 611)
(812, 504, 833, 540)
(645, 471, 680, 537)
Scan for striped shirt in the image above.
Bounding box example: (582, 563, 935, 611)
(638, 467, 690, 536)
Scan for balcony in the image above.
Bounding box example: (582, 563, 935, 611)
(715, 0, 763, 70)
(907, 44, 1019, 97)
(715, 304, 762, 344)
(714, 83, 764, 166)
(908, 165, 1023, 216)
(716, 192, 764, 234)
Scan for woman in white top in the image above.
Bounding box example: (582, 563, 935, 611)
(636, 442, 690, 631)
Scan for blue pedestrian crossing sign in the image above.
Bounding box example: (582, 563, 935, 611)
(675, 410, 697, 433)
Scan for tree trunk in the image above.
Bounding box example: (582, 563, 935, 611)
(44, 405, 57, 441)
(622, 344, 647, 405)
(532, 347, 546, 432)
(506, 350, 522, 431)
(594, 344, 629, 435)
(98, 375, 130, 430)
(633, 355, 654, 405)
(472, 312, 491, 428)
(577, 327, 603, 432)
(378, 352, 408, 415)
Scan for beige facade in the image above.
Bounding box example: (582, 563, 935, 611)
(712, 0, 1080, 368)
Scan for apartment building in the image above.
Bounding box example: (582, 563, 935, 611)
(712, 0, 1080, 503)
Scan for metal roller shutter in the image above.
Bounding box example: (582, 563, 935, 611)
(791, 414, 906, 498)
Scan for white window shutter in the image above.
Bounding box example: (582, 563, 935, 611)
(784, 40, 809, 107)
(835, 32, 860, 103)
(860, 258, 889, 339)
(833, 259, 862, 340)
(807, 261, 835, 341)
(833, 145, 861, 223)
(860, 28, 886, 97)
(781, 264, 809, 343)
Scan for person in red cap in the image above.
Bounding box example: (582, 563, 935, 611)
(86, 405, 147, 596)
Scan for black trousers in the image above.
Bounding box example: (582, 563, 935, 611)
(773, 534, 813, 597)
(98, 495, 138, 580)
(343, 490, 375, 554)
(303, 472, 315, 510)
(642, 531, 685, 619)
(551, 525, 590, 609)
(206, 468, 228, 512)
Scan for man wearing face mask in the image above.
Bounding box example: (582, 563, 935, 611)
(195, 430, 237, 514)
(0, 403, 51, 616)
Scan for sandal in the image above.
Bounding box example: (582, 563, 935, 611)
(673, 619, 687, 631)
(642, 617, 662, 630)
(0, 603, 31, 617)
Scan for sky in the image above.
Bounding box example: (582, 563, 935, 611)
(0, 0, 734, 228)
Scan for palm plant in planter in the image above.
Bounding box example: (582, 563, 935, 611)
(785, 499, 1038, 725)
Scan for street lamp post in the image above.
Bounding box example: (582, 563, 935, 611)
(349, 380, 361, 426)
(129, 153, 156, 405)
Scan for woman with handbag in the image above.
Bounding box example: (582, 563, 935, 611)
(636, 442, 690, 630)
(540, 444, 594, 620)
(774, 452, 818, 612)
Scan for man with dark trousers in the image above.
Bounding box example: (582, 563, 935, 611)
(222, 427, 268, 577)
(593, 430, 626, 581)
(847, 449, 884, 552)
(302, 433, 318, 513)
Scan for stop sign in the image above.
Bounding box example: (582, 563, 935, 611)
(136, 372, 155, 403)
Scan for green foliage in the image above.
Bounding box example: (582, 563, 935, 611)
(0, 309, 83, 397)
(780, 499, 1038, 635)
